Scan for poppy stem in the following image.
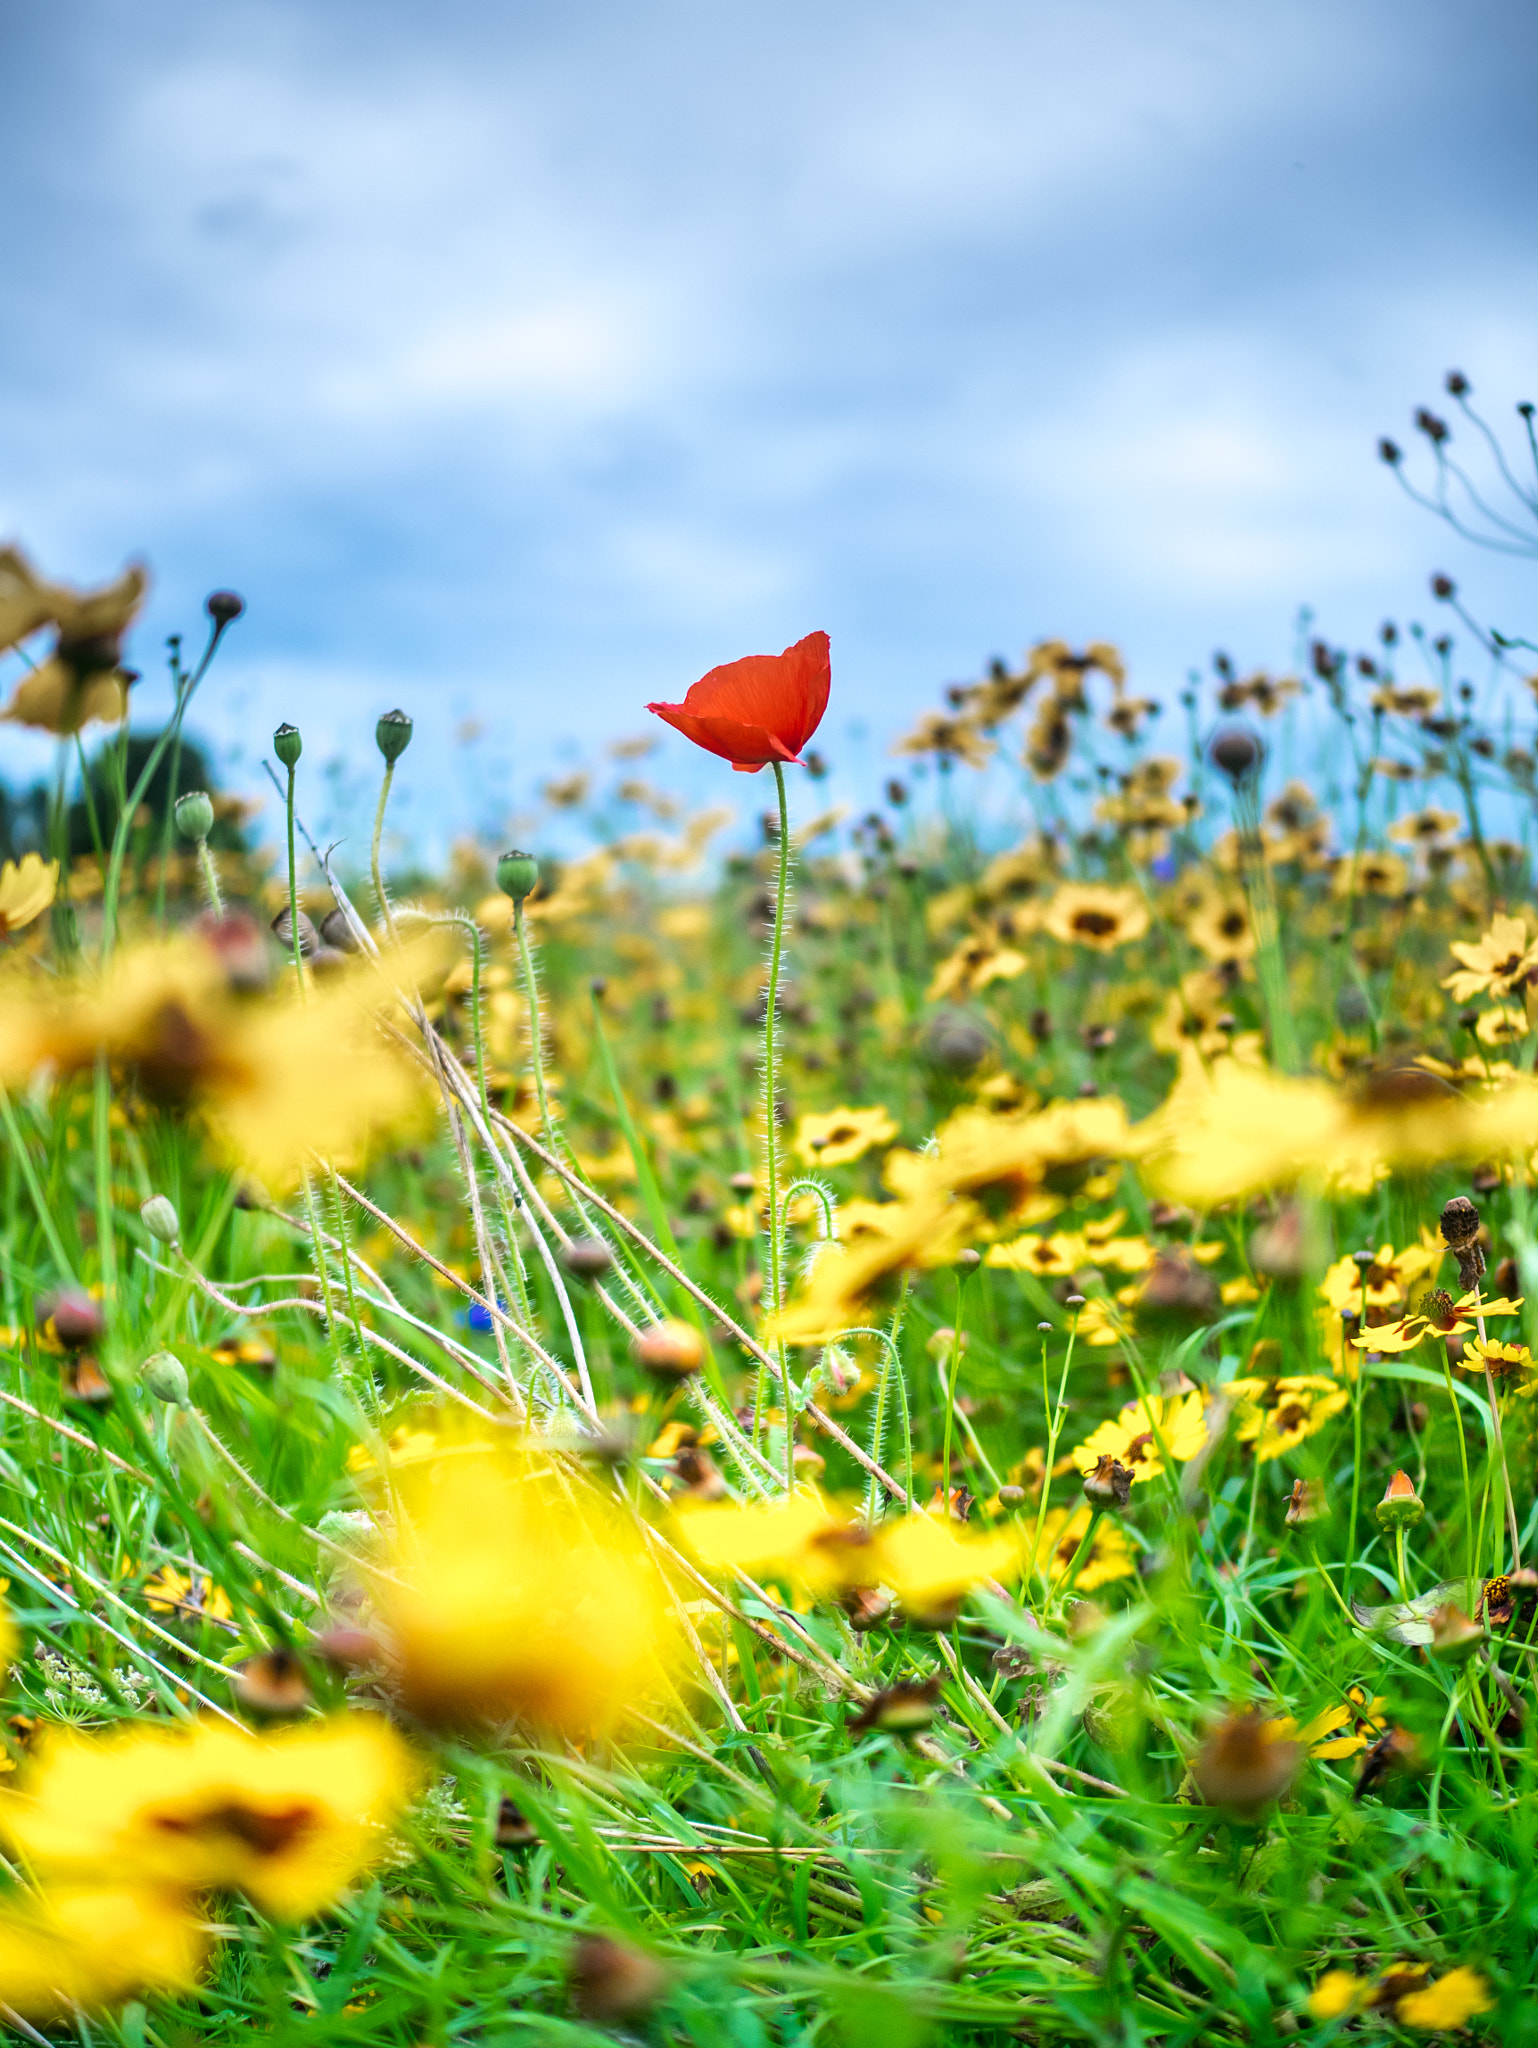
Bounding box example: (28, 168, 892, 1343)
(755, 762, 794, 1487)
(371, 759, 398, 941)
(283, 761, 304, 993)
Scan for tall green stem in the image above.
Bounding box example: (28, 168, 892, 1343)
(371, 761, 397, 940)
(754, 763, 793, 1487)
(284, 765, 303, 990)
(513, 901, 557, 1155)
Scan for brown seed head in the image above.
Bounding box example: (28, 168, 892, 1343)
(1284, 1478, 1327, 1526)
(495, 1796, 538, 1848)
(1082, 1454, 1133, 1511)
(632, 1319, 705, 1379)
(849, 1674, 943, 1735)
(1190, 1709, 1301, 1816)
(561, 1237, 614, 1281)
(1439, 1195, 1481, 1251)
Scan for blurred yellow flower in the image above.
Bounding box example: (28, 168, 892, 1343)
(1231, 1375, 1348, 1461)
(0, 1885, 203, 2019)
(769, 1195, 979, 1343)
(0, 854, 58, 937)
(1028, 1504, 1135, 1592)
(872, 1511, 1022, 1613)
(792, 1105, 897, 1169)
(376, 1446, 683, 1738)
(986, 1231, 1086, 1278)
(142, 1565, 233, 1624)
(1043, 883, 1149, 952)
(1395, 1966, 1492, 2028)
(1306, 1969, 1369, 2020)
(0, 546, 147, 735)
(2, 1717, 412, 1921)
(1071, 1392, 1207, 1485)
(1183, 892, 1254, 965)
(927, 928, 1028, 1000)
(1269, 1686, 1385, 1760)
(680, 1490, 873, 1594)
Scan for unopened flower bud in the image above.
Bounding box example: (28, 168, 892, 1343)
(1374, 1468, 1424, 1531)
(1209, 724, 1264, 784)
(1427, 1601, 1485, 1663)
(141, 1351, 190, 1406)
(849, 1674, 943, 1735)
(570, 1934, 668, 2025)
(318, 907, 360, 954)
(375, 708, 413, 764)
(270, 905, 319, 957)
(173, 789, 214, 842)
(496, 849, 539, 903)
(1284, 1478, 1327, 1526)
(997, 1484, 1026, 1506)
(273, 722, 302, 769)
(140, 1194, 181, 1245)
(1082, 1454, 1132, 1511)
(561, 1237, 614, 1281)
(232, 1646, 312, 1716)
(633, 1319, 705, 1379)
(1430, 572, 1456, 601)
(206, 590, 246, 627)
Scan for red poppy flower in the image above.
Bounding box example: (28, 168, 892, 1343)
(647, 631, 830, 773)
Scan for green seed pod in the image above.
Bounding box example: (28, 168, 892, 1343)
(141, 1351, 191, 1407)
(172, 790, 215, 842)
(273, 722, 303, 768)
(140, 1194, 181, 1245)
(496, 849, 540, 903)
(376, 708, 414, 764)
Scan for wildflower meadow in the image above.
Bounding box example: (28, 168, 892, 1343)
(1, 379, 1538, 2043)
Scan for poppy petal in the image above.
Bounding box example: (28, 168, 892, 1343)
(648, 631, 829, 766)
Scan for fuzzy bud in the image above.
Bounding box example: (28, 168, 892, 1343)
(272, 722, 302, 769)
(632, 1319, 705, 1379)
(375, 708, 413, 765)
(173, 790, 214, 842)
(496, 849, 539, 903)
(139, 1194, 181, 1245)
(141, 1351, 190, 1407)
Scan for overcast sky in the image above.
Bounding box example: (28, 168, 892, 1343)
(1, 0, 1535, 849)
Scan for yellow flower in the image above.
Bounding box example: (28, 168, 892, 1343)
(1183, 893, 1255, 965)
(985, 1231, 1086, 1278)
(1353, 1290, 1524, 1354)
(1332, 849, 1409, 899)
(1388, 806, 1462, 845)
(1395, 1966, 1493, 2029)
(1028, 1504, 1136, 1592)
(0, 854, 58, 938)
(1270, 1686, 1386, 1760)
(1476, 1004, 1528, 1047)
(376, 1445, 683, 1737)
(1149, 969, 1237, 1058)
(0, 546, 148, 735)
(886, 1097, 1140, 1224)
(1233, 1376, 1349, 1461)
(141, 1565, 234, 1624)
(1443, 912, 1538, 1004)
(1071, 1392, 1207, 1485)
(1306, 1969, 1369, 2020)
(345, 1423, 446, 1479)
(1459, 1335, 1532, 1379)
(927, 928, 1029, 1001)
(871, 1512, 1022, 1612)
(2, 1717, 413, 1921)
(768, 1195, 979, 1343)
(681, 1489, 872, 1594)
(792, 1105, 897, 1169)
(1043, 883, 1149, 952)
(0, 1885, 203, 2019)
(1318, 1238, 1441, 1315)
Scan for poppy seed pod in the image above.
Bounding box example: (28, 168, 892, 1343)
(270, 906, 319, 957)
(561, 1237, 614, 1282)
(173, 790, 214, 842)
(1209, 725, 1264, 785)
(318, 907, 360, 954)
(140, 1351, 190, 1407)
(1374, 1469, 1424, 1531)
(375, 708, 413, 764)
(633, 1320, 705, 1379)
(206, 589, 245, 627)
(272, 722, 302, 769)
(496, 849, 539, 903)
(140, 1194, 181, 1246)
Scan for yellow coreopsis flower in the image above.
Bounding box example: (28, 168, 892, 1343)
(1442, 912, 1538, 1004)
(1268, 1686, 1386, 1760)
(0, 1885, 203, 2019)
(376, 1446, 683, 1737)
(0, 854, 58, 937)
(1028, 1504, 1136, 1592)
(1232, 1376, 1349, 1461)
(680, 1489, 873, 1594)
(1183, 892, 1255, 966)
(768, 1195, 979, 1344)
(871, 1511, 1022, 1614)
(1, 1717, 413, 1921)
(1071, 1392, 1207, 1485)
(1042, 883, 1149, 952)
(791, 1105, 897, 1169)
(927, 928, 1029, 1001)
(985, 1231, 1087, 1278)
(0, 546, 148, 735)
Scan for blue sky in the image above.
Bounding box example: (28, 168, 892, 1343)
(1, 0, 1535, 854)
